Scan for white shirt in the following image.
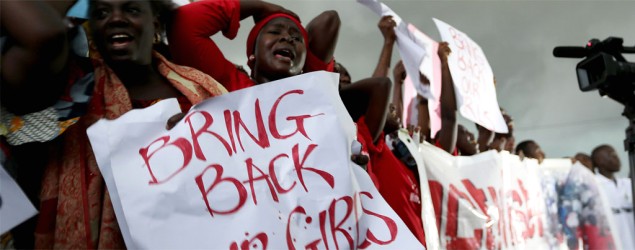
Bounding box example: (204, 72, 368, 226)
(595, 173, 635, 250)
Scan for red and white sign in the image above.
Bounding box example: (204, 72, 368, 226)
(417, 142, 621, 249)
(433, 18, 508, 133)
(87, 72, 423, 249)
(419, 143, 551, 249)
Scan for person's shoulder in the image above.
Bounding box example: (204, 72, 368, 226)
(594, 173, 612, 184)
(617, 177, 632, 186)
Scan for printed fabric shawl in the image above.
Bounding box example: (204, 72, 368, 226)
(34, 51, 227, 249)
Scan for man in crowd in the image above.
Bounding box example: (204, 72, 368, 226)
(516, 140, 545, 164)
(592, 144, 634, 250)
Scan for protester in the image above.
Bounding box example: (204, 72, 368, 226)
(168, 0, 393, 156)
(391, 61, 430, 144)
(476, 123, 494, 153)
(516, 140, 545, 164)
(456, 124, 478, 156)
(592, 144, 635, 250)
(1, 1, 72, 116)
(168, 0, 339, 91)
(1, 1, 77, 247)
(574, 152, 593, 171)
(344, 15, 426, 245)
(488, 109, 514, 152)
(334, 61, 352, 87)
(433, 42, 462, 155)
(26, 0, 229, 248)
(475, 108, 513, 153)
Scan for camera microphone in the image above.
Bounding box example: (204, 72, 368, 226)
(553, 46, 589, 58)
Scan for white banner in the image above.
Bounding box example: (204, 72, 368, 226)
(419, 142, 620, 249)
(87, 71, 422, 249)
(0, 165, 38, 234)
(432, 18, 507, 133)
(420, 143, 551, 249)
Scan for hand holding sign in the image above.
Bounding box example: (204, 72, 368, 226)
(358, 0, 433, 100)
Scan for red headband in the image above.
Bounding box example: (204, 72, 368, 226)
(246, 13, 308, 69)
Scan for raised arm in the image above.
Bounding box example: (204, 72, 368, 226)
(435, 42, 458, 153)
(168, 0, 243, 90)
(372, 16, 396, 78)
(1, 0, 73, 115)
(340, 77, 393, 143)
(392, 60, 406, 122)
(305, 10, 340, 64)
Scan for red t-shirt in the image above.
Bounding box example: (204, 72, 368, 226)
(168, 0, 333, 92)
(357, 117, 426, 245)
(355, 119, 379, 189)
(434, 140, 459, 156)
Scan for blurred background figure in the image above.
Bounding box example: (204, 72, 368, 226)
(515, 140, 545, 164)
(592, 144, 634, 250)
(573, 152, 594, 171)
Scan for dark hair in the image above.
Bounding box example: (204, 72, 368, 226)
(591, 144, 612, 166)
(515, 140, 536, 155)
(88, 0, 174, 23)
(149, 0, 175, 25)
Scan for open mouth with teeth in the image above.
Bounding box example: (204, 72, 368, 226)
(273, 48, 295, 61)
(108, 33, 134, 48)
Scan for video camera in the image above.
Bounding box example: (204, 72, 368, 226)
(553, 37, 635, 106)
(555, 37, 635, 226)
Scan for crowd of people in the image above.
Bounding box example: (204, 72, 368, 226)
(0, 0, 632, 249)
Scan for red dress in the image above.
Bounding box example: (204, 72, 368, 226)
(356, 117, 426, 245)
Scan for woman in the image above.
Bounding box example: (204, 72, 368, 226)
(168, 0, 339, 91)
(168, 0, 391, 148)
(34, 0, 227, 248)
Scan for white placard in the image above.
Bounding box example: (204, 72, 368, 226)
(88, 71, 423, 249)
(433, 18, 508, 133)
(0, 165, 38, 234)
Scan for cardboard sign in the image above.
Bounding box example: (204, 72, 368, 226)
(433, 18, 508, 133)
(87, 71, 423, 249)
(0, 165, 38, 234)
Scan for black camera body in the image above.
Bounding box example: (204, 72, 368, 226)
(554, 37, 635, 106)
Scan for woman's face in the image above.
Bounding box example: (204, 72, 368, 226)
(90, 0, 157, 65)
(253, 18, 306, 80)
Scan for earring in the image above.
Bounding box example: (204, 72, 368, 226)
(249, 55, 255, 61)
(154, 33, 161, 44)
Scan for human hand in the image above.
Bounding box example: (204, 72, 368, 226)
(350, 140, 370, 168)
(437, 42, 451, 61)
(378, 15, 396, 43)
(393, 60, 406, 84)
(166, 112, 186, 130)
